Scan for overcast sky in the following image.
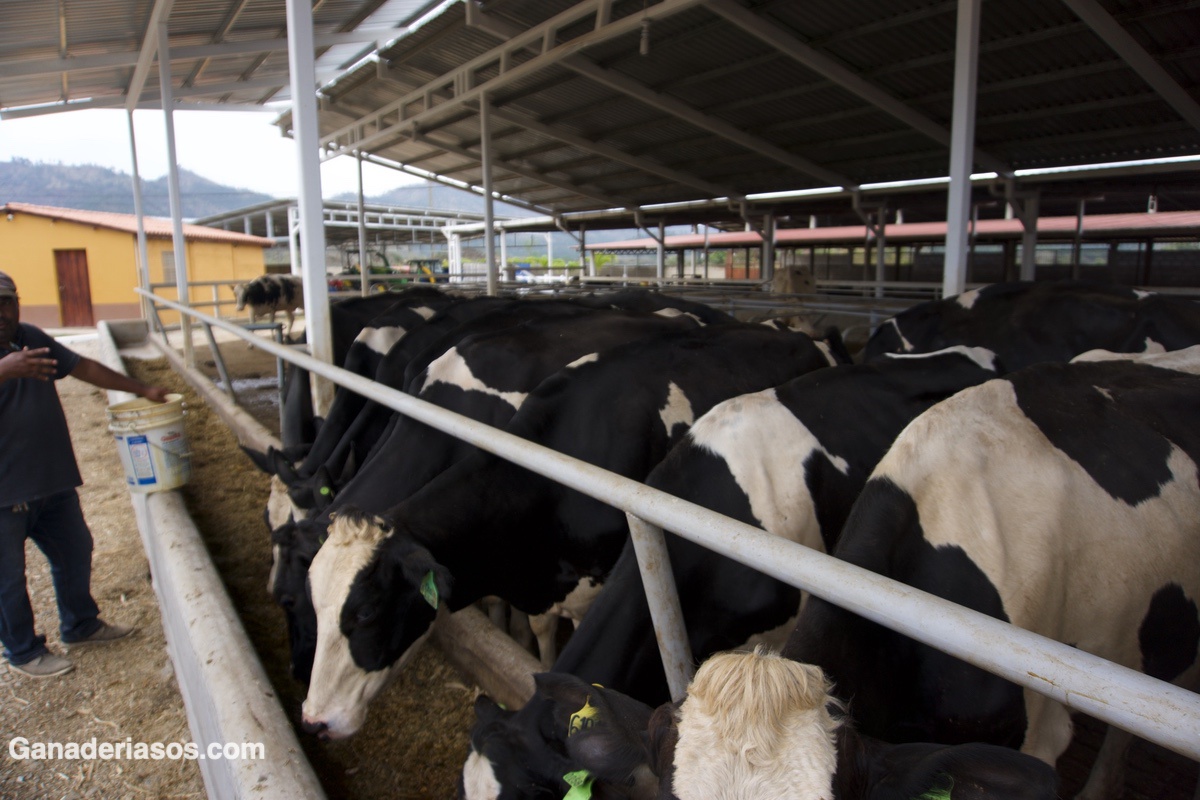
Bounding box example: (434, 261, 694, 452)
(0, 107, 422, 199)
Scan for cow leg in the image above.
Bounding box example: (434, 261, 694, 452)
(507, 608, 536, 655)
(284, 309, 295, 340)
(1019, 690, 1075, 766)
(1074, 725, 1132, 800)
(527, 611, 559, 668)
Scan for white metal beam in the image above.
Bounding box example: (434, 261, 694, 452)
(942, 0, 982, 298)
(127, 0, 176, 111)
(318, 0, 708, 156)
(1060, 0, 1200, 132)
(157, 21, 194, 368)
(286, 0, 335, 415)
(704, 0, 1010, 176)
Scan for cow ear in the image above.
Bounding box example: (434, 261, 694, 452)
(397, 544, 453, 609)
(472, 693, 511, 725)
(266, 447, 301, 484)
(534, 672, 597, 730)
(645, 701, 681, 780)
(310, 466, 337, 512)
(240, 446, 273, 474)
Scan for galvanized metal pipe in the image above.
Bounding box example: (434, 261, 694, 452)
(626, 515, 694, 700)
(141, 291, 1200, 762)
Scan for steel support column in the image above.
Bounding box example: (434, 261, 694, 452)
(285, 0, 334, 414)
(126, 110, 153, 327)
(480, 98, 498, 295)
(157, 22, 194, 368)
(942, 0, 982, 298)
(356, 152, 370, 297)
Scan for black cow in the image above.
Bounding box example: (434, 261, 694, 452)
(783, 347, 1200, 800)
(232, 273, 305, 337)
(863, 280, 1200, 368)
(273, 305, 706, 681)
(461, 652, 1058, 800)
(300, 324, 846, 738)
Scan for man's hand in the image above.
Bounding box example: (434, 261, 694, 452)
(0, 347, 57, 381)
(141, 385, 171, 404)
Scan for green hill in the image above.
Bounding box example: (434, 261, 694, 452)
(0, 158, 274, 219)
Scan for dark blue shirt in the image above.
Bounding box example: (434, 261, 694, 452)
(0, 323, 82, 506)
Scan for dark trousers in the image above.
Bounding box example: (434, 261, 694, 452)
(0, 490, 101, 665)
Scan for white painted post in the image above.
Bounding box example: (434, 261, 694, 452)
(126, 110, 153, 326)
(285, 0, 335, 415)
(157, 22, 194, 369)
(942, 0, 982, 299)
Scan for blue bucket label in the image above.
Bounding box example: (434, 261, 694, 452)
(126, 434, 158, 485)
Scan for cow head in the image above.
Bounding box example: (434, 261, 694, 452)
(460, 673, 660, 800)
(231, 282, 248, 311)
(459, 692, 573, 800)
(270, 517, 324, 682)
(669, 650, 839, 800)
(301, 509, 452, 739)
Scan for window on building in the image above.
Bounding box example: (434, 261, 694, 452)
(161, 252, 175, 284)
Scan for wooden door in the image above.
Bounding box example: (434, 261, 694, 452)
(54, 249, 94, 327)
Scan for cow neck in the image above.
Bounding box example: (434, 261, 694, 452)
(393, 448, 560, 603)
(829, 724, 880, 799)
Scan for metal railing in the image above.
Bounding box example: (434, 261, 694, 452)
(136, 288, 1200, 764)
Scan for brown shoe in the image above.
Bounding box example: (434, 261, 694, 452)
(64, 622, 135, 649)
(9, 652, 74, 678)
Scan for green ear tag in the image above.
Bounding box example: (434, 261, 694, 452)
(319, 485, 332, 497)
(562, 770, 594, 800)
(419, 570, 439, 609)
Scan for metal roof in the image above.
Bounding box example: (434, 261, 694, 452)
(3, 0, 1200, 228)
(4, 201, 274, 245)
(282, 0, 1200, 219)
(0, 0, 446, 115)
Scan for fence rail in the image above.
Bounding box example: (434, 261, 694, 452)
(137, 288, 1200, 765)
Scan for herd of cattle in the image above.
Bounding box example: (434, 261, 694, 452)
(239, 279, 1200, 800)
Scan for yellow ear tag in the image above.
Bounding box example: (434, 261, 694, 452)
(568, 695, 599, 737)
(419, 570, 439, 609)
(562, 769, 594, 800)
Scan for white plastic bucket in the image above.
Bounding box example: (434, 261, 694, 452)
(107, 393, 192, 493)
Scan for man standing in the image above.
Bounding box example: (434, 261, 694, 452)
(0, 270, 169, 678)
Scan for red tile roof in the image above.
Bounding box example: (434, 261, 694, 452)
(3, 202, 274, 247)
(586, 210, 1200, 250)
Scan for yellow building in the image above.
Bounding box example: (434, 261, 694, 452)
(0, 202, 273, 328)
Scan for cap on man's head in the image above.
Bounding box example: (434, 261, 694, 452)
(0, 271, 16, 299)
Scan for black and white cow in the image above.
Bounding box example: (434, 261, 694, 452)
(300, 324, 846, 738)
(231, 273, 306, 338)
(863, 280, 1200, 368)
(248, 288, 466, 528)
(783, 346, 1200, 800)
(273, 305, 707, 681)
(462, 651, 1059, 800)
(547, 346, 1001, 707)
(274, 288, 450, 450)
(460, 347, 1001, 798)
